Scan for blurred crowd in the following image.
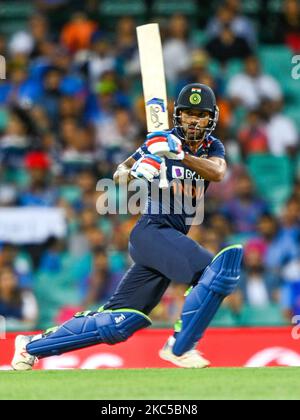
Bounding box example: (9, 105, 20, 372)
(0, 0, 300, 330)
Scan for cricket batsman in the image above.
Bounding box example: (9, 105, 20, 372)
(12, 83, 243, 370)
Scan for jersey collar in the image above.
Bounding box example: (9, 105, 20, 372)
(183, 136, 214, 156)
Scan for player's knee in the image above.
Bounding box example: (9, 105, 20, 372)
(80, 309, 151, 344)
(201, 246, 243, 296)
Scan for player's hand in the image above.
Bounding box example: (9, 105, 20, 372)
(130, 154, 162, 182)
(145, 132, 184, 160)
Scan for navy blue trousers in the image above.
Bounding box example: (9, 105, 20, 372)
(104, 217, 213, 315)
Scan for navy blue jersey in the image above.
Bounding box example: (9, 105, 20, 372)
(131, 129, 225, 234)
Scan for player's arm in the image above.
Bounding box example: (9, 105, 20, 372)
(113, 156, 136, 184)
(182, 154, 227, 182)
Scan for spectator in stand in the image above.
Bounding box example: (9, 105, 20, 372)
(9, 13, 50, 62)
(37, 66, 64, 121)
(8, 32, 34, 58)
(35, 0, 71, 33)
(73, 169, 99, 211)
(29, 14, 50, 58)
(238, 241, 280, 307)
(86, 70, 130, 121)
(82, 247, 120, 307)
(18, 151, 58, 206)
(248, 213, 299, 275)
(221, 172, 269, 235)
(281, 254, 300, 320)
(280, 197, 300, 244)
(227, 56, 283, 109)
(238, 109, 269, 158)
(259, 98, 299, 156)
(200, 227, 222, 255)
(0, 266, 38, 328)
(75, 30, 116, 90)
(162, 14, 192, 83)
(175, 49, 211, 94)
(94, 106, 138, 164)
(60, 11, 97, 53)
(114, 17, 137, 75)
(0, 245, 33, 289)
(61, 125, 95, 175)
(59, 94, 86, 129)
(68, 208, 103, 257)
(0, 33, 7, 57)
(39, 237, 66, 273)
(205, 23, 253, 65)
(206, 3, 257, 47)
(274, 0, 300, 52)
(0, 61, 41, 106)
(194, 71, 232, 131)
(0, 107, 33, 151)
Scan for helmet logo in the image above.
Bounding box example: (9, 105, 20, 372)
(189, 93, 201, 105)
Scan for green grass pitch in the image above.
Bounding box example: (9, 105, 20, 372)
(1, 368, 300, 400)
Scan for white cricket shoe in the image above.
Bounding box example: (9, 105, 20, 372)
(159, 336, 210, 368)
(11, 335, 37, 371)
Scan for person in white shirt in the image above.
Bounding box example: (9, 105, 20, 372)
(162, 15, 192, 83)
(260, 99, 299, 156)
(227, 56, 283, 109)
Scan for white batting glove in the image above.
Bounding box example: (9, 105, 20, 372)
(145, 132, 184, 160)
(130, 154, 163, 182)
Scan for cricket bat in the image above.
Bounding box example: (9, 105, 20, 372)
(136, 23, 169, 189)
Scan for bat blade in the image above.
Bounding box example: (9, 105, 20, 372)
(136, 23, 169, 133)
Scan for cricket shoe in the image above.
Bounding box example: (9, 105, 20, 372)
(159, 336, 210, 368)
(11, 335, 37, 371)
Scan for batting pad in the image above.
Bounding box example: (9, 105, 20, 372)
(173, 245, 243, 356)
(27, 309, 151, 358)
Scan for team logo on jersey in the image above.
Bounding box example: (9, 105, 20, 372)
(172, 166, 184, 179)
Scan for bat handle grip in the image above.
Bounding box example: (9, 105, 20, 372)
(159, 158, 169, 189)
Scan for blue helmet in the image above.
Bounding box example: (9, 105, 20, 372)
(173, 83, 219, 140)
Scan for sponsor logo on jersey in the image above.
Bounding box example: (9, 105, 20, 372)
(172, 166, 184, 179)
(172, 166, 202, 180)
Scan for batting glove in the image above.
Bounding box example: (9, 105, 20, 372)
(145, 132, 184, 160)
(130, 154, 163, 182)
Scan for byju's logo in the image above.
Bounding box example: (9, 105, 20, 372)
(172, 166, 184, 179)
(292, 55, 300, 80)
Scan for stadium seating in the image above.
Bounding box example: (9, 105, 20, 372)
(247, 154, 294, 214)
(99, 0, 147, 17)
(238, 303, 287, 326)
(241, 0, 262, 16)
(0, 1, 35, 36)
(258, 45, 293, 80)
(151, 0, 197, 16)
(210, 306, 240, 327)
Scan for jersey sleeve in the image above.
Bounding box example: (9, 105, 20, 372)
(131, 143, 148, 161)
(208, 139, 226, 159)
